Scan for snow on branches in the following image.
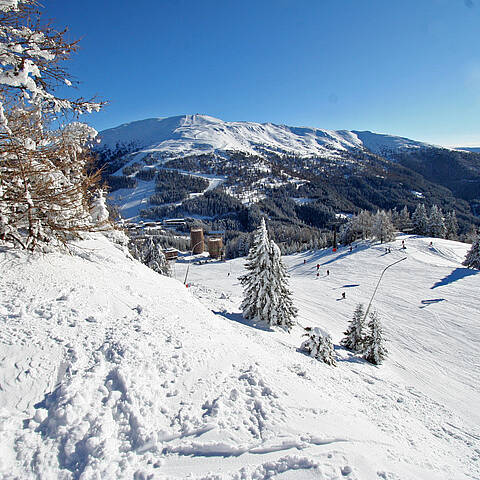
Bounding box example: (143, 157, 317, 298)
(239, 218, 297, 331)
(363, 310, 388, 365)
(0, 4, 107, 251)
(341, 303, 366, 352)
(463, 236, 480, 269)
(0, 108, 109, 250)
(0, 2, 103, 122)
(301, 327, 336, 366)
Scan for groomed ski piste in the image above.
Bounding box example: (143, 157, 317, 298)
(0, 233, 478, 479)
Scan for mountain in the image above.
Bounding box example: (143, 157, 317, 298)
(97, 114, 434, 159)
(457, 146, 480, 153)
(96, 115, 480, 245)
(1, 232, 479, 478)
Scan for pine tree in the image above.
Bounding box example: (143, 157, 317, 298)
(463, 236, 480, 269)
(398, 206, 411, 232)
(341, 303, 366, 352)
(301, 327, 336, 366)
(428, 205, 446, 239)
(269, 240, 297, 331)
(412, 204, 428, 235)
(239, 218, 272, 322)
(372, 210, 395, 243)
(239, 218, 297, 330)
(363, 311, 388, 365)
(138, 237, 172, 276)
(444, 211, 459, 240)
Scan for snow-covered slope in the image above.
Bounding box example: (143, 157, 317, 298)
(98, 114, 435, 160)
(1, 234, 479, 479)
(352, 130, 432, 155)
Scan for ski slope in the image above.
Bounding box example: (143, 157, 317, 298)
(0, 234, 478, 479)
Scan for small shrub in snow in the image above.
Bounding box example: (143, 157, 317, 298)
(341, 303, 366, 352)
(301, 327, 336, 366)
(363, 310, 388, 365)
(463, 236, 480, 269)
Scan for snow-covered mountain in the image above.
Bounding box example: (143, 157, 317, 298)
(98, 114, 434, 160)
(1, 233, 479, 479)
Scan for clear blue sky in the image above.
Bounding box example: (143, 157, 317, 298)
(44, 0, 480, 146)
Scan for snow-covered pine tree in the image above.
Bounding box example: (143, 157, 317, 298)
(372, 210, 395, 243)
(363, 310, 388, 365)
(139, 237, 172, 277)
(269, 240, 297, 331)
(398, 206, 411, 232)
(428, 205, 446, 239)
(412, 204, 428, 235)
(341, 303, 366, 352)
(239, 218, 273, 323)
(301, 327, 336, 366)
(444, 210, 459, 240)
(239, 218, 297, 329)
(463, 236, 480, 269)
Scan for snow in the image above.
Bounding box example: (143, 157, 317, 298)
(353, 130, 439, 155)
(109, 179, 157, 221)
(1, 233, 479, 479)
(411, 190, 425, 199)
(98, 114, 437, 162)
(108, 171, 226, 221)
(290, 198, 315, 205)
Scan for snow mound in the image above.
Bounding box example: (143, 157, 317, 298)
(1, 234, 479, 479)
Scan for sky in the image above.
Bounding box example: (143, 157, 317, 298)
(43, 0, 480, 146)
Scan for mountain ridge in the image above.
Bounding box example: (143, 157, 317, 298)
(97, 114, 441, 160)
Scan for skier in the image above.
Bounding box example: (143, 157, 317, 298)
(316, 272, 319, 278)
(316, 264, 320, 271)
(349, 246, 353, 252)
(342, 292, 346, 299)
(304, 259, 306, 264)
(326, 269, 330, 276)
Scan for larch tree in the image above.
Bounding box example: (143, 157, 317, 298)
(0, 1, 105, 251)
(463, 236, 480, 269)
(372, 210, 395, 243)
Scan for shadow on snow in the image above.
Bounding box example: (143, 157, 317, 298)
(431, 268, 478, 289)
(419, 298, 446, 308)
(212, 310, 273, 332)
